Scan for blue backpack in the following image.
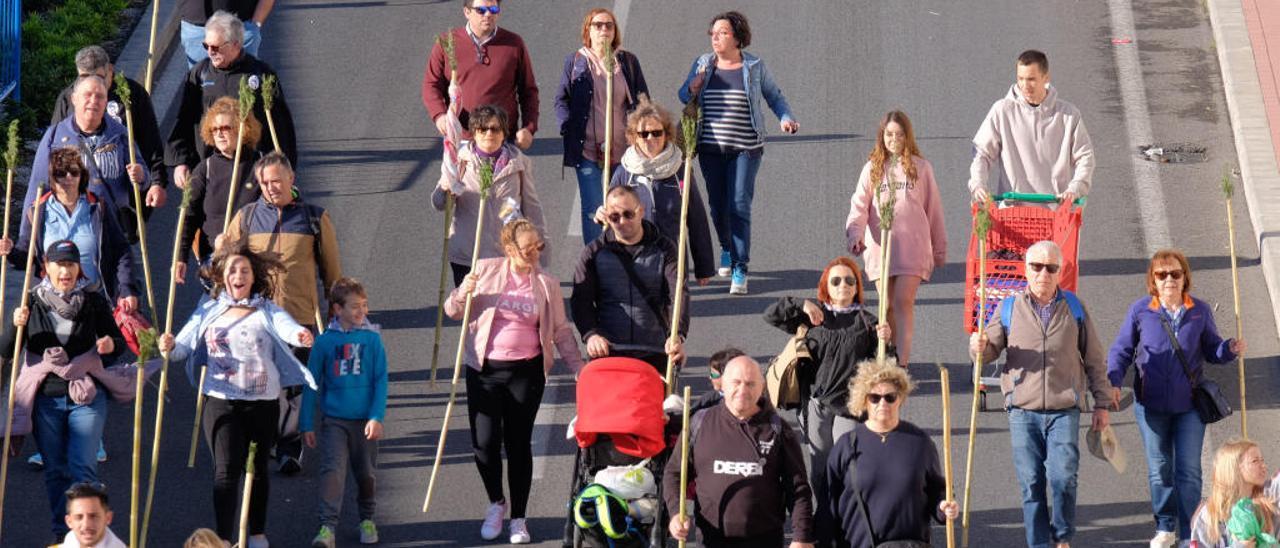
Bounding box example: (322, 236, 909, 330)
(997, 290, 1087, 356)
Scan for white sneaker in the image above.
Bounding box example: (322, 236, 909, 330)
(1150, 530, 1177, 548)
(480, 500, 506, 540)
(247, 535, 269, 548)
(509, 518, 531, 544)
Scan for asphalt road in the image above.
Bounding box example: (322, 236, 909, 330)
(5, 1, 1280, 546)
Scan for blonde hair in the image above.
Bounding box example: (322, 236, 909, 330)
(846, 357, 912, 417)
(183, 528, 223, 547)
(1199, 439, 1278, 543)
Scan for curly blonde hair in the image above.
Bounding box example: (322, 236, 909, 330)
(200, 96, 262, 151)
(183, 528, 223, 547)
(846, 357, 913, 417)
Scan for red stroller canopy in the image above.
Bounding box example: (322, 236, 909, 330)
(574, 357, 666, 458)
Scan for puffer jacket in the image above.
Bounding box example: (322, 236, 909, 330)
(609, 163, 716, 280)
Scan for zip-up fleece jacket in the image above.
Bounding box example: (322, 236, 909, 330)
(51, 75, 169, 188)
(166, 52, 297, 168)
(967, 84, 1095, 203)
(609, 164, 716, 280)
(764, 298, 886, 417)
(300, 319, 388, 433)
(27, 116, 151, 220)
(431, 144, 548, 268)
(554, 49, 648, 168)
(1108, 296, 1236, 414)
(11, 192, 137, 300)
(973, 291, 1114, 411)
(180, 151, 262, 263)
(223, 193, 342, 325)
(662, 403, 814, 543)
(570, 220, 688, 354)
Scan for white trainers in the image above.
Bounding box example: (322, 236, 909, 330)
(1150, 530, 1177, 548)
(480, 500, 506, 540)
(509, 518, 532, 544)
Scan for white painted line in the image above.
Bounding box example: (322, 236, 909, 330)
(531, 378, 570, 479)
(568, 192, 583, 237)
(614, 0, 630, 28)
(1108, 0, 1173, 253)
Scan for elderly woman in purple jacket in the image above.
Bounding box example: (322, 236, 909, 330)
(1108, 249, 1245, 547)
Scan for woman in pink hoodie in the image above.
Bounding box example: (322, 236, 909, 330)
(845, 111, 946, 367)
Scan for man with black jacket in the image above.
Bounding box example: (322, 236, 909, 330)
(663, 355, 814, 548)
(570, 185, 686, 374)
(167, 10, 296, 189)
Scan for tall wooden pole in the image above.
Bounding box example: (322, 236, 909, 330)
(962, 203, 991, 548)
(677, 386, 691, 548)
(664, 110, 699, 393)
(1222, 172, 1248, 438)
(939, 363, 955, 548)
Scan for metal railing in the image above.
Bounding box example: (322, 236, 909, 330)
(0, 0, 18, 103)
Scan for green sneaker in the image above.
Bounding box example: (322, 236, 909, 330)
(358, 520, 379, 544)
(311, 525, 335, 548)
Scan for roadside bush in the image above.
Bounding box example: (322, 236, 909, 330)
(17, 0, 128, 136)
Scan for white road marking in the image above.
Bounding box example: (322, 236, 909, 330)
(1108, 0, 1173, 253)
(568, 192, 583, 237)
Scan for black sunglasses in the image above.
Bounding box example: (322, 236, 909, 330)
(201, 41, 229, 53)
(1154, 270, 1183, 281)
(54, 168, 82, 179)
(469, 5, 500, 15)
(1028, 262, 1061, 274)
(636, 129, 665, 139)
(829, 276, 856, 287)
(867, 392, 898, 405)
(607, 209, 638, 223)
(590, 21, 615, 30)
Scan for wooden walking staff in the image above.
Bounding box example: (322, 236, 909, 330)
(875, 154, 900, 364)
(140, 185, 194, 547)
(223, 76, 256, 234)
(115, 72, 161, 328)
(0, 183, 47, 537)
(938, 363, 956, 548)
(961, 203, 992, 548)
(677, 386, 692, 548)
(601, 42, 616, 201)
(238, 442, 259, 548)
(422, 159, 496, 513)
(431, 32, 461, 388)
(187, 366, 208, 467)
(664, 110, 700, 393)
(1222, 171, 1248, 438)
(129, 328, 158, 548)
(143, 0, 159, 91)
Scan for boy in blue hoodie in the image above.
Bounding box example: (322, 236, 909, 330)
(302, 278, 387, 547)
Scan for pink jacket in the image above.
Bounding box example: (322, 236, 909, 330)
(1, 348, 159, 437)
(845, 156, 947, 281)
(446, 257, 584, 375)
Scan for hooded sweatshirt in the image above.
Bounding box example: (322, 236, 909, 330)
(967, 84, 1095, 202)
(846, 156, 947, 281)
(300, 319, 388, 432)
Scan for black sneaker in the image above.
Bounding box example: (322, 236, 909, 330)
(277, 455, 301, 475)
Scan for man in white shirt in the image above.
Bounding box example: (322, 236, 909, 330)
(59, 482, 125, 548)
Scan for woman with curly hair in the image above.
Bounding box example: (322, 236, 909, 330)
(158, 246, 316, 546)
(820, 360, 958, 547)
(1189, 439, 1280, 547)
(845, 110, 947, 367)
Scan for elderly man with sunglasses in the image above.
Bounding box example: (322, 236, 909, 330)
(167, 10, 297, 190)
(969, 240, 1114, 548)
(571, 185, 687, 375)
(422, 0, 539, 150)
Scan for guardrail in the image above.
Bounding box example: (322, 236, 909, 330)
(0, 0, 17, 102)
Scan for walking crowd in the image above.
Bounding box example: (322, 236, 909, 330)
(0, 1, 1273, 547)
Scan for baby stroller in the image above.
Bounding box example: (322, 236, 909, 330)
(563, 357, 670, 548)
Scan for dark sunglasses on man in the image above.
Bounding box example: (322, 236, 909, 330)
(469, 4, 500, 15)
(1028, 262, 1061, 274)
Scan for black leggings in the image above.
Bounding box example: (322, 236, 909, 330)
(203, 397, 279, 540)
(451, 262, 470, 287)
(465, 356, 546, 518)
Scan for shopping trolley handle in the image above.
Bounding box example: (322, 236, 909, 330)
(992, 192, 1087, 207)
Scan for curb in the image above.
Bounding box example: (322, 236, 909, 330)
(125, 2, 181, 88)
(1207, 0, 1280, 341)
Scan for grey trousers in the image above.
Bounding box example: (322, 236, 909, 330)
(805, 399, 857, 498)
(318, 417, 378, 526)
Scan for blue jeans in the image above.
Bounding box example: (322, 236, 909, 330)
(1008, 407, 1080, 548)
(575, 162, 605, 244)
(32, 390, 108, 536)
(1135, 404, 1204, 538)
(181, 20, 262, 69)
(697, 149, 762, 268)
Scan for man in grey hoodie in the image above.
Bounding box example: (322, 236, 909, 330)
(968, 50, 1095, 207)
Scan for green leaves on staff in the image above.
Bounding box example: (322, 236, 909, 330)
(134, 327, 158, 364)
(437, 32, 458, 74)
(238, 76, 256, 123)
(877, 154, 900, 231)
(113, 72, 132, 110)
(261, 74, 277, 113)
(681, 108, 700, 159)
(1221, 165, 1235, 199)
(476, 157, 495, 198)
(602, 42, 615, 74)
(2, 120, 17, 170)
(973, 202, 992, 241)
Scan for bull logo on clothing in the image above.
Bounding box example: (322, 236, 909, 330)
(332, 343, 363, 377)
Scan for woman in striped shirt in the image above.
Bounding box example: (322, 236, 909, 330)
(679, 10, 798, 295)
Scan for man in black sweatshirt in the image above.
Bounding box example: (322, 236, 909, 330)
(663, 354, 814, 548)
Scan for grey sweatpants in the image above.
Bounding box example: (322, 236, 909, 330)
(317, 417, 378, 526)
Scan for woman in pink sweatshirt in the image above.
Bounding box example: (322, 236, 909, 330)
(845, 111, 946, 367)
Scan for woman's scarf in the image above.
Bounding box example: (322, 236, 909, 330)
(216, 291, 267, 309)
(35, 277, 90, 319)
(470, 142, 517, 178)
(825, 302, 863, 315)
(621, 142, 682, 180)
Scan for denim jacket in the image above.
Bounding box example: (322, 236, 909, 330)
(678, 52, 795, 143)
(170, 296, 318, 395)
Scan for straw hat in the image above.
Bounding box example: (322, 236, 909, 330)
(1086, 425, 1127, 474)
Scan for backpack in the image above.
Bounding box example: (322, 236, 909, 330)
(766, 325, 810, 410)
(998, 290, 1087, 357)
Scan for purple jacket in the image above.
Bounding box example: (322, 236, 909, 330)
(1107, 295, 1236, 414)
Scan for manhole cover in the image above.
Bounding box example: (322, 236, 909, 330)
(1138, 143, 1207, 163)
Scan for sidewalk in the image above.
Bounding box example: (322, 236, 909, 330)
(1208, 0, 1280, 340)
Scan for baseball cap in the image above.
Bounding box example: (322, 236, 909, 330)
(46, 240, 81, 263)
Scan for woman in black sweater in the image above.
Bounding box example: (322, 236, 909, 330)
(763, 257, 889, 502)
(821, 360, 958, 547)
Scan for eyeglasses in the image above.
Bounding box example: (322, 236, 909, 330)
(636, 129, 665, 139)
(829, 276, 856, 287)
(1154, 270, 1184, 281)
(517, 241, 545, 254)
(867, 392, 898, 405)
(708, 30, 734, 38)
(590, 21, 615, 30)
(54, 168, 82, 179)
(1028, 262, 1061, 274)
(606, 209, 639, 223)
(211, 125, 234, 134)
(202, 40, 230, 53)
(468, 5, 500, 15)
(473, 125, 504, 135)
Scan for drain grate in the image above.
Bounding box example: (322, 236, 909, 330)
(1138, 143, 1208, 163)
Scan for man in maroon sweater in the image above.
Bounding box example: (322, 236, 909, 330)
(422, 0, 539, 149)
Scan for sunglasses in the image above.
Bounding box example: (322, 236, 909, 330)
(468, 5, 500, 15)
(606, 209, 639, 223)
(867, 392, 898, 405)
(1154, 269, 1184, 281)
(829, 276, 856, 287)
(636, 129, 665, 139)
(473, 125, 504, 135)
(54, 168, 82, 179)
(1028, 262, 1061, 274)
(590, 21, 615, 30)
(517, 241, 546, 254)
(211, 125, 234, 134)
(202, 41, 229, 53)
(709, 370, 722, 380)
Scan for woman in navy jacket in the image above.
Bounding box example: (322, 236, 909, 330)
(554, 7, 648, 244)
(1108, 249, 1245, 546)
